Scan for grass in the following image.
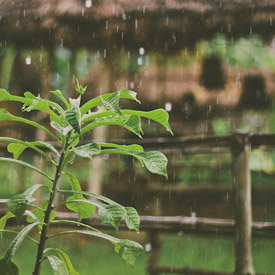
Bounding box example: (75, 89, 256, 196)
(1, 231, 275, 274)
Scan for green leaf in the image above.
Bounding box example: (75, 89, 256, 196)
(21, 94, 61, 124)
(46, 255, 69, 275)
(64, 198, 123, 230)
(101, 91, 122, 115)
(0, 137, 59, 156)
(122, 109, 173, 135)
(0, 259, 19, 275)
(7, 184, 42, 222)
(80, 89, 140, 115)
(27, 200, 55, 231)
(64, 107, 81, 135)
(1, 138, 58, 164)
(0, 89, 32, 104)
(0, 212, 15, 238)
(72, 143, 101, 160)
(66, 197, 95, 222)
(98, 204, 125, 231)
(114, 239, 143, 266)
(7, 144, 26, 159)
(98, 142, 143, 152)
(65, 173, 95, 221)
(3, 222, 39, 262)
(81, 114, 143, 137)
(50, 121, 73, 136)
(125, 207, 140, 232)
(44, 248, 79, 275)
(51, 90, 70, 109)
(58, 190, 117, 206)
(48, 230, 143, 267)
(123, 115, 143, 138)
(119, 88, 141, 104)
(23, 91, 64, 115)
(0, 157, 53, 181)
(101, 149, 168, 178)
(0, 109, 58, 140)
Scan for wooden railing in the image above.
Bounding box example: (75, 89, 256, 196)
(2, 131, 275, 274)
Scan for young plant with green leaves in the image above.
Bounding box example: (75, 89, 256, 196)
(0, 83, 173, 275)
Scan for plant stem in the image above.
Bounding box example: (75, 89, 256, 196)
(32, 140, 69, 275)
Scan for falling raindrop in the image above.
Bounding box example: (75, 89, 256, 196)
(103, 154, 109, 160)
(135, 19, 138, 29)
(81, 9, 85, 16)
(137, 56, 143, 65)
(85, 0, 92, 8)
(145, 243, 151, 252)
(103, 49, 106, 58)
(130, 82, 134, 89)
(143, 5, 146, 13)
(139, 47, 145, 55)
(165, 102, 172, 112)
(25, 55, 31, 65)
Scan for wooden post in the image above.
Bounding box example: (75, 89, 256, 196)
(148, 231, 161, 275)
(231, 130, 254, 275)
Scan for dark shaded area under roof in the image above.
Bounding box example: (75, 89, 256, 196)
(0, 0, 274, 53)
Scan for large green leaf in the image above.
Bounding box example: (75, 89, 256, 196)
(97, 203, 125, 231)
(58, 190, 140, 231)
(72, 143, 101, 160)
(101, 149, 168, 178)
(0, 109, 58, 140)
(0, 157, 53, 181)
(48, 230, 143, 266)
(7, 184, 42, 222)
(123, 115, 143, 138)
(46, 255, 69, 275)
(81, 114, 143, 137)
(114, 239, 143, 266)
(64, 107, 81, 135)
(101, 91, 122, 115)
(65, 173, 95, 222)
(80, 88, 140, 115)
(122, 109, 173, 135)
(44, 248, 79, 275)
(125, 207, 140, 232)
(0, 212, 15, 238)
(64, 198, 124, 230)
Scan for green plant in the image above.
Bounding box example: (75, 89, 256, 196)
(0, 82, 173, 275)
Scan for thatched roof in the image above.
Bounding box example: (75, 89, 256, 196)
(0, 0, 275, 52)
